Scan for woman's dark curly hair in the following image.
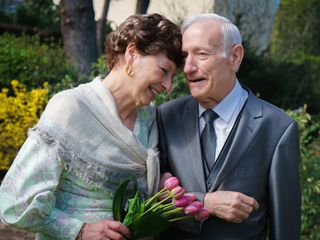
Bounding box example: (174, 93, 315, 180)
(105, 13, 183, 70)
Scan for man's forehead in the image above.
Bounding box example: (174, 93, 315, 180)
(182, 22, 223, 48)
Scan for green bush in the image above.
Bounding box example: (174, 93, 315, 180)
(89, 54, 109, 79)
(0, 9, 14, 24)
(15, 0, 60, 31)
(239, 51, 320, 113)
(271, 0, 320, 59)
(288, 108, 320, 239)
(0, 33, 79, 90)
(0, 0, 60, 32)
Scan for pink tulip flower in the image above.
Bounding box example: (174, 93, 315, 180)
(184, 193, 197, 202)
(191, 201, 204, 209)
(184, 204, 200, 215)
(173, 196, 190, 208)
(195, 209, 210, 221)
(171, 186, 185, 199)
(164, 177, 179, 191)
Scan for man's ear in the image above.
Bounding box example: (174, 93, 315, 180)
(124, 43, 136, 64)
(229, 44, 244, 72)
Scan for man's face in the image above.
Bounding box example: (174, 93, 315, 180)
(182, 21, 236, 108)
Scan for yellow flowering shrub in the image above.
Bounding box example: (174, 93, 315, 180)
(0, 80, 48, 170)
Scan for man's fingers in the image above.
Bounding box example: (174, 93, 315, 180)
(239, 194, 259, 210)
(252, 199, 259, 210)
(239, 202, 254, 214)
(215, 208, 246, 223)
(159, 172, 173, 189)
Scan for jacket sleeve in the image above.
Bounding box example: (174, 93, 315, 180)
(156, 106, 206, 202)
(268, 121, 301, 240)
(157, 107, 170, 174)
(0, 133, 83, 239)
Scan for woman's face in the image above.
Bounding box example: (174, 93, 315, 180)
(130, 52, 177, 107)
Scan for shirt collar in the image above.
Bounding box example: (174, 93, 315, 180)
(198, 80, 243, 123)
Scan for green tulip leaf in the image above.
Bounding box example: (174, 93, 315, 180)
(123, 191, 142, 226)
(112, 178, 137, 222)
(128, 211, 170, 239)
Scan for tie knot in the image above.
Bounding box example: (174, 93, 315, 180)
(202, 109, 218, 124)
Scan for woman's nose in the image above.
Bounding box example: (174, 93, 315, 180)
(162, 76, 173, 93)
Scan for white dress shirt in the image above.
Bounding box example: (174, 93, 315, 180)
(199, 80, 248, 161)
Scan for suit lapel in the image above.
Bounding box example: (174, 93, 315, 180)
(210, 91, 263, 191)
(182, 97, 207, 192)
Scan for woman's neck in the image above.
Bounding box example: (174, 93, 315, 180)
(102, 72, 138, 130)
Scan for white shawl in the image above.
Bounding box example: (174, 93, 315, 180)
(30, 77, 160, 197)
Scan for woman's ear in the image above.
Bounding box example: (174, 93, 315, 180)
(229, 44, 244, 72)
(125, 43, 136, 64)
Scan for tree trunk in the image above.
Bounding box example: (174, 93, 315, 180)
(96, 0, 111, 56)
(135, 0, 150, 14)
(214, 0, 278, 53)
(59, 0, 98, 75)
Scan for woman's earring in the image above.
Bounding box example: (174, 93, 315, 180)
(125, 65, 133, 77)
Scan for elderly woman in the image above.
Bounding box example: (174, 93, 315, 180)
(0, 13, 182, 240)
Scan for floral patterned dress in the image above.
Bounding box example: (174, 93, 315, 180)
(0, 107, 154, 240)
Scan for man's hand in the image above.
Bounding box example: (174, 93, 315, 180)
(159, 172, 173, 189)
(204, 191, 259, 223)
(81, 220, 131, 240)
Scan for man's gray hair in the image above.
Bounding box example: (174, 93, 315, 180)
(181, 13, 242, 55)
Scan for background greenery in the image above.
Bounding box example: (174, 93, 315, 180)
(0, 34, 79, 90)
(0, 0, 319, 238)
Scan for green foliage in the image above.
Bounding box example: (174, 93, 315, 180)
(239, 50, 320, 113)
(46, 54, 109, 96)
(0, 33, 79, 91)
(17, 0, 60, 30)
(113, 178, 137, 222)
(0, 8, 14, 24)
(288, 108, 320, 239)
(89, 54, 109, 79)
(0, 0, 60, 31)
(271, 0, 320, 59)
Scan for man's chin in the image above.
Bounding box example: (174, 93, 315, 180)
(189, 88, 204, 99)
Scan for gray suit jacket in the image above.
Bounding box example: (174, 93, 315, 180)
(157, 89, 301, 240)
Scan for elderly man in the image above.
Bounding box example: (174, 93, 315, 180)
(157, 13, 301, 239)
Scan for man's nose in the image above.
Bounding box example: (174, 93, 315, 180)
(183, 55, 197, 74)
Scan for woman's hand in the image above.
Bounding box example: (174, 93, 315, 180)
(81, 220, 131, 240)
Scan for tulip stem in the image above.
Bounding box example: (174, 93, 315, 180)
(169, 215, 193, 222)
(162, 207, 183, 218)
(141, 194, 172, 216)
(158, 203, 174, 213)
(144, 188, 168, 208)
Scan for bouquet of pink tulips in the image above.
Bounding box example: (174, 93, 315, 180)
(112, 176, 209, 239)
